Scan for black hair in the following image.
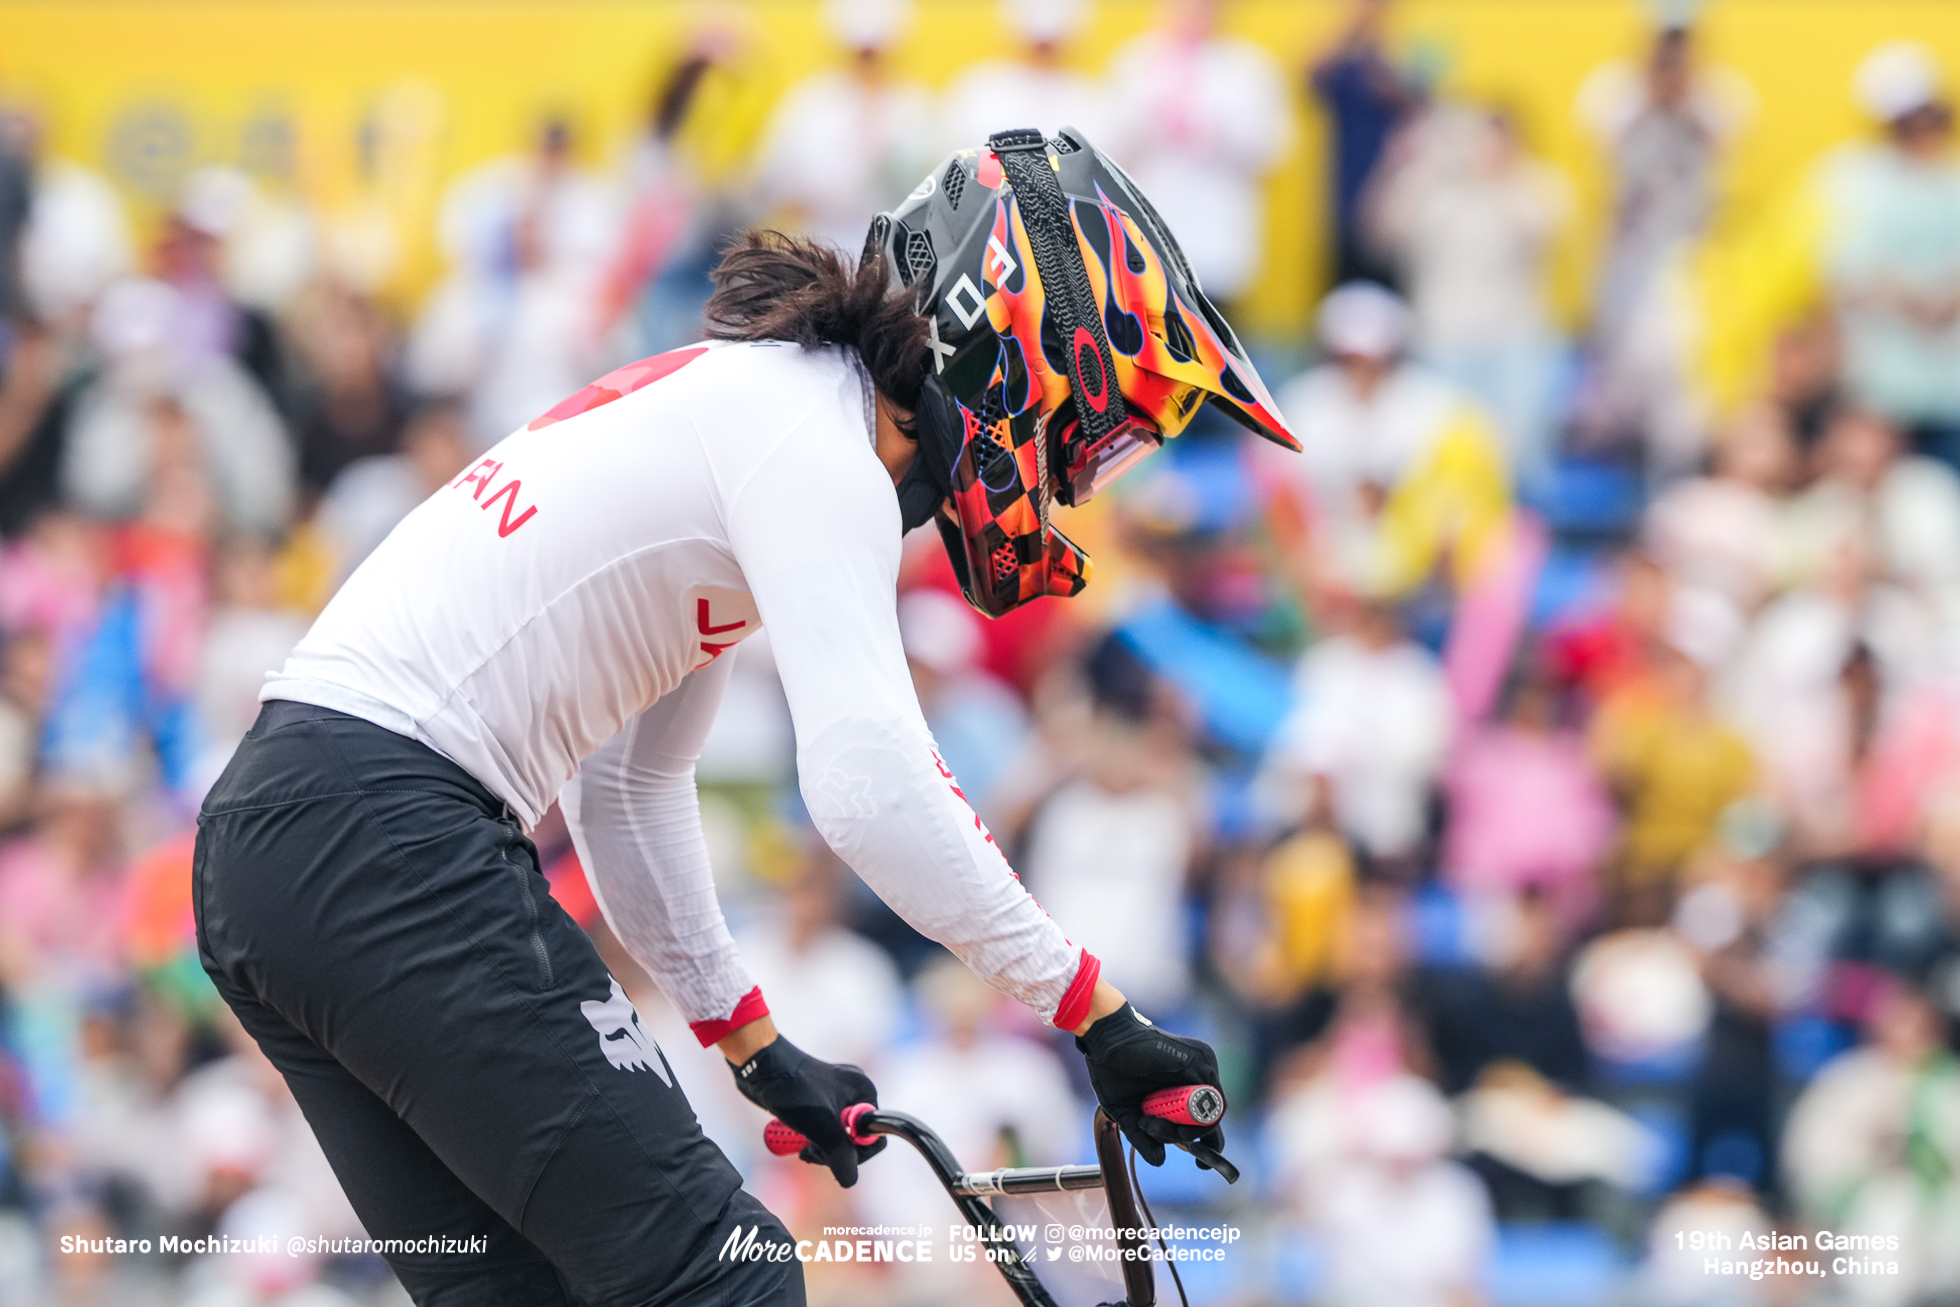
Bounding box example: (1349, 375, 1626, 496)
(702, 230, 929, 414)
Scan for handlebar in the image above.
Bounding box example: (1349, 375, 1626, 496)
(764, 1084, 1228, 1158)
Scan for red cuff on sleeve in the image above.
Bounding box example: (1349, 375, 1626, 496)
(1052, 950, 1102, 1033)
(689, 986, 770, 1047)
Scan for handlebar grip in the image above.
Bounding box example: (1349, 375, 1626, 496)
(763, 1102, 877, 1157)
(763, 1119, 808, 1156)
(1142, 1085, 1226, 1127)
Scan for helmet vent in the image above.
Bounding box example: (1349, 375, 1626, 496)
(1050, 134, 1080, 154)
(943, 161, 966, 210)
(905, 226, 937, 287)
(992, 543, 1018, 583)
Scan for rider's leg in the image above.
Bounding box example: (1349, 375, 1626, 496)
(196, 702, 804, 1306)
(205, 970, 579, 1305)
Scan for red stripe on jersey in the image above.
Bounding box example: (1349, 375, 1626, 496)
(528, 345, 709, 431)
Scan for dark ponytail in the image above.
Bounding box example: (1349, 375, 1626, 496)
(703, 230, 929, 412)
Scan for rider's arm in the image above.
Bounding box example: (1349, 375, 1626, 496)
(724, 399, 1112, 1034)
(560, 652, 773, 1048)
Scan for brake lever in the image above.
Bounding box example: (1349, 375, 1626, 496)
(1174, 1137, 1240, 1185)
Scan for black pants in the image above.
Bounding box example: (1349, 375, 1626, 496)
(195, 701, 803, 1307)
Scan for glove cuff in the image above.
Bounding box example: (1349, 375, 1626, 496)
(1075, 1001, 1149, 1057)
(729, 1032, 803, 1098)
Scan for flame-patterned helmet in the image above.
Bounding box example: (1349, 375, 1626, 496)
(866, 127, 1300, 618)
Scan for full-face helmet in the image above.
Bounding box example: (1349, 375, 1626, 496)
(867, 127, 1300, 617)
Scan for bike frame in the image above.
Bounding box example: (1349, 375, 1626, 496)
(852, 1107, 1156, 1307)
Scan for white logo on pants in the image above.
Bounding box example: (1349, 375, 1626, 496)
(581, 979, 671, 1084)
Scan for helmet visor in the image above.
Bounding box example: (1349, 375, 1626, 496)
(1056, 411, 1163, 507)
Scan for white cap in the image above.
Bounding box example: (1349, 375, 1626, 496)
(1318, 282, 1410, 360)
(1664, 585, 1744, 671)
(1355, 1075, 1454, 1163)
(822, 0, 912, 50)
(1001, 0, 1087, 45)
(178, 165, 257, 238)
(1854, 41, 1945, 123)
(898, 587, 982, 675)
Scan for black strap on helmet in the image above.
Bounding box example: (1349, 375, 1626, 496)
(986, 128, 1129, 449)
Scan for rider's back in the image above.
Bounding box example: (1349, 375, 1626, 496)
(264, 340, 881, 824)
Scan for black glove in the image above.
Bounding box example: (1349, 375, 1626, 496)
(1076, 1003, 1227, 1168)
(730, 1035, 886, 1187)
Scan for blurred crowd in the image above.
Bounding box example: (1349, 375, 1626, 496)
(3, 0, 1960, 1304)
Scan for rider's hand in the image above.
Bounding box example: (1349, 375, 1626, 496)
(1076, 1003, 1226, 1167)
(729, 1035, 886, 1187)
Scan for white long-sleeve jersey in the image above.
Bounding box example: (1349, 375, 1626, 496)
(264, 341, 1099, 1042)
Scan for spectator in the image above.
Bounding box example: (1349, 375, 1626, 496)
(1103, 0, 1294, 309)
(1271, 283, 1511, 603)
(939, 0, 1110, 152)
(1589, 589, 1754, 886)
(1641, 402, 1798, 610)
(154, 172, 292, 407)
(750, 0, 934, 256)
(1262, 594, 1451, 874)
(1779, 403, 1960, 603)
(1576, 23, 1750, 471)
(1295, 1074, 1494, 1307)
(0, 783, 126, 990)
(1020, 635, 1201, 1013)
(604, 28, 745, 355)
(1673, 823, 1787, 1190)
(1309, 0, 1420, 288)
(1216, 778, 1357, 1016)
(1442, 662, 1613, 931)
(732, 849, 903, 1071)
(1639, 1179, 1775, 1306)
(1244, 875, 1423, 1098)
(281, 280, 409, 496)
(409, 117, 622, 449)
(6, 105, 132, 332)
(1782, 980, 1960, 1301)
(62, 279, 295, 539)
(1542, 551, 1673, 712)
(315, 398, 469, 583)
(178, 162, 321, 322)
(1819, 42, 1960, 468)
(1371, 103, 1572, 488)
(1730, 532, 1951, 861)
(1423, 889, 1589, 1096)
